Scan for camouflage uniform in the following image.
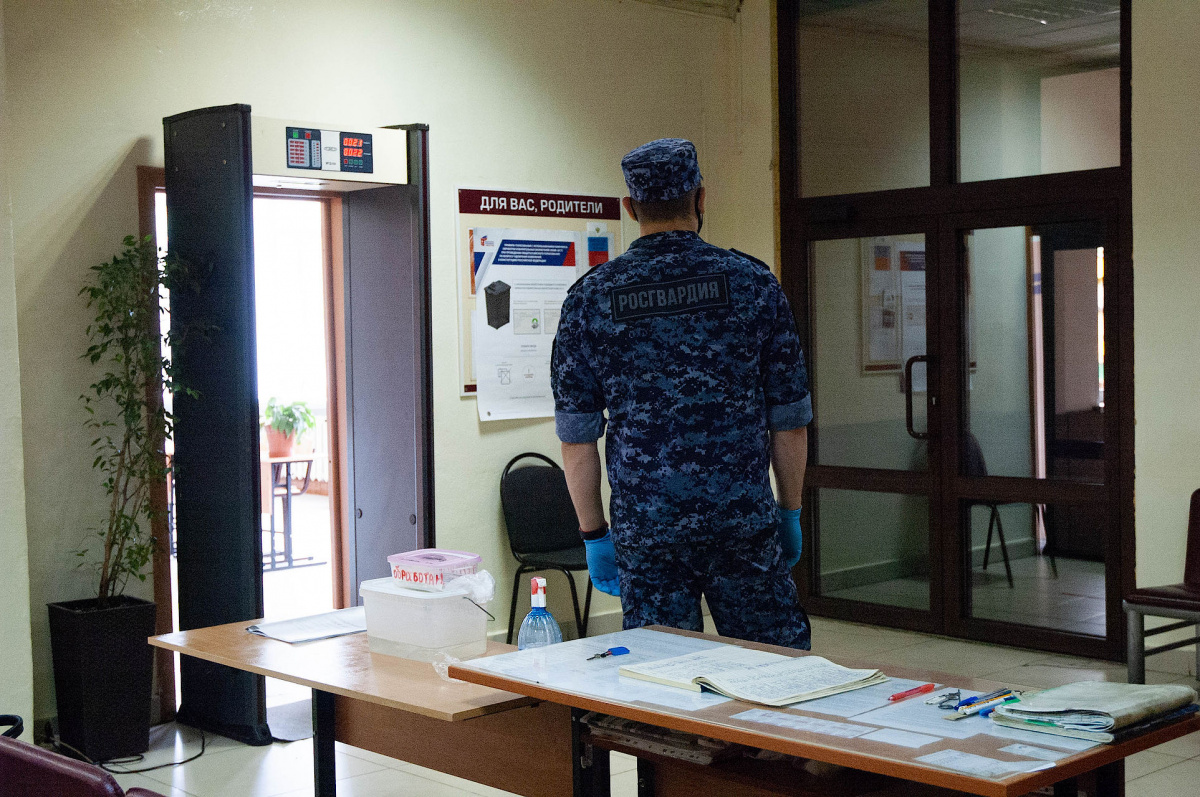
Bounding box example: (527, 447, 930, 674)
(551, 142, 813, 648)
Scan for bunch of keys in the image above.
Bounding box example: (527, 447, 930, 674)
(587, 646, 630, 660)
(925, 690, 961, 708)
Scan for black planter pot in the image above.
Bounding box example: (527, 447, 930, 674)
(47, 596, 156, 762)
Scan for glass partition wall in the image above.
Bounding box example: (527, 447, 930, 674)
(779, 0, 1130, 659)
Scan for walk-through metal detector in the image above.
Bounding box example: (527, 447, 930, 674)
(163, 105, 433, 743)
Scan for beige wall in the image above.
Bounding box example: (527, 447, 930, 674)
(0, 3, 34, 740)
(2, 0, 776, 719)
(1132, 3, 1200, 593)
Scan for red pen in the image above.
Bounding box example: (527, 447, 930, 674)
(888, 683, 937, 702)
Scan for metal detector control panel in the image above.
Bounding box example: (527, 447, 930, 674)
(285, 126, 374, 173)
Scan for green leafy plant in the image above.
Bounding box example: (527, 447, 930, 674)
(79, 235, 189, 605)
(262, 398, 316, 440)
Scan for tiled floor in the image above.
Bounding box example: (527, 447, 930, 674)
(826, 555, 1107, 636)
(111, 615, 1200, 796)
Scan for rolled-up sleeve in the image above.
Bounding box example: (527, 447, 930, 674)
(762, 282, 812, 432)
(551, 291, 607, 443)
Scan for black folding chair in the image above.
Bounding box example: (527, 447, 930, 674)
(500, 453, 593, 644)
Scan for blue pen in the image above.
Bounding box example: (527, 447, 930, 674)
(955, 689, 1009, 710)
(979, 697, 1019, 718)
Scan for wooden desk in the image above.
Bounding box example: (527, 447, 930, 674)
(450, 627, 1200, 797)
(149, 621, 578, 797)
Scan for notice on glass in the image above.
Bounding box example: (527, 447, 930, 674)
(899, 245, 927, 392)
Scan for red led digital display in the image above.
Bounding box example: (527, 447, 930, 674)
(342, 137, 363, 148)
(343, 148, 364, 158)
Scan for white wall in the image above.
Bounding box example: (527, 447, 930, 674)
(0, 2, 34, 739)
(2, 0, 777, 719)
(1132, 3, 1200, 596)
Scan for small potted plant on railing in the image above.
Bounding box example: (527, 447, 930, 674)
(262, 397, 315, 457)
(47, 235, 188, 762)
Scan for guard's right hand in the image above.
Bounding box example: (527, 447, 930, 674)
(584, 532, 621, 596)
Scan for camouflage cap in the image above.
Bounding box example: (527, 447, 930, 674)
(621, 138, 702, 203)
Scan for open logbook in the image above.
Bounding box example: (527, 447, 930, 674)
(618, 645, 888, 707)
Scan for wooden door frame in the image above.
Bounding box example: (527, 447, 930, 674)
(776, 0, 1133, 660)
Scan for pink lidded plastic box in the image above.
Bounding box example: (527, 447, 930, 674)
(388, 548, 481, 591)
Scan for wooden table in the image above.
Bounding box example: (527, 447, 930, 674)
(450, 627, 1200, 797)
(149, 621, 578, 796)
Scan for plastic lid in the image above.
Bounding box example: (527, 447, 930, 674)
(359, 577, 469, 600)
(386, 548, 482, 568)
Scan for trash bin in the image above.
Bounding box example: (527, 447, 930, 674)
(484, 280, 511, 329)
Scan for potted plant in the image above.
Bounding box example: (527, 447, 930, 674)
(47, 235, 185, 762)
(262, 397, 315, 457)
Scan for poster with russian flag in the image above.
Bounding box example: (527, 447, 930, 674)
(457, 187, 624, 405)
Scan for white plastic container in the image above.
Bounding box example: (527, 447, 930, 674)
(387, 548, 482, 591)
(359, 577, 488, 661)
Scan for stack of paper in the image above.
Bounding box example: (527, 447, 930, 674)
(618, 646, 887, 707)
(247, 606, 367, 644)
(991, 681, 1198, 742)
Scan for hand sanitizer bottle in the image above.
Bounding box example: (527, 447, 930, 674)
(517, 576, 563, 650)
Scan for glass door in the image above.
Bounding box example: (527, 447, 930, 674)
(805, 229, 942, 629)
(950, 216, 1116, 654)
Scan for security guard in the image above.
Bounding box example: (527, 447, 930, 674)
(551, 138, 813, 649)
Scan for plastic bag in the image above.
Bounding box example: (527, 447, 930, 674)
(448, 569, 495, 605)
(432, 652, 465, 683)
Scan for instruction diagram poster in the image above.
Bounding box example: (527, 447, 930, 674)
(457, 188, 622, 420)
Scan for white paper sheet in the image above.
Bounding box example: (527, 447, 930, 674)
(916, 749, 1055, 778)
(854, 689, 990, 740)
(246, 606, 366, 644)
(860, 728, 941, 748)
(463, 628, 731, 711)
(620, 646, 783, 691)
(802, 678, 931, 718)
(982, 723, 1099, 752)
(998, 743, 1071, 761)
(697, 657, 886, 706)
(731, 709, 873, 739)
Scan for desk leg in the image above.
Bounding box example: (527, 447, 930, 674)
(1052, 777, 1078, 796)
(571, 708, 610, 797)
(1094, 759, 1124, 797)
(283, 462, 295, 567)
(313, 689, 336, 797)
(636, 758, 656, 797)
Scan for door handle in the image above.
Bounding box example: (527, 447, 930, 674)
(905, 355, 930, 441)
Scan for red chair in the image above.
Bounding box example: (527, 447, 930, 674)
(0, 735, 166, 797)
(1124, 488, 1200, 683)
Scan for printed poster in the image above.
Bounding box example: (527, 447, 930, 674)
(456, 188, 622, 420)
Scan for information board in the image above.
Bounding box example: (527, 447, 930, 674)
(456, 188, 622, 420)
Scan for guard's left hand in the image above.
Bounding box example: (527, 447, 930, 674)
(777, 505, 803, 568)
(584, 532, 621, 596)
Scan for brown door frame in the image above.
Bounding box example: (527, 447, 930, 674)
(777, 0, 1133, 660)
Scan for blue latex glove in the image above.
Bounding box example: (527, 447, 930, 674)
(778, 505, 803, 568)
(584, 531, 621, 596)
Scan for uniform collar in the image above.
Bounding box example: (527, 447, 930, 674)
(628, 230, 702, 250)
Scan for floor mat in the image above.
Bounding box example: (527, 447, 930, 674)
(267, 699, 312, 742)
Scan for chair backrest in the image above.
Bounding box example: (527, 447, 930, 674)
(0, 735, 132, 797)
(0, 716, 21, 739)
(500, 453, 582, 556)
(963, 432, 989, 479)
(1186, 489, 1200, 589)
